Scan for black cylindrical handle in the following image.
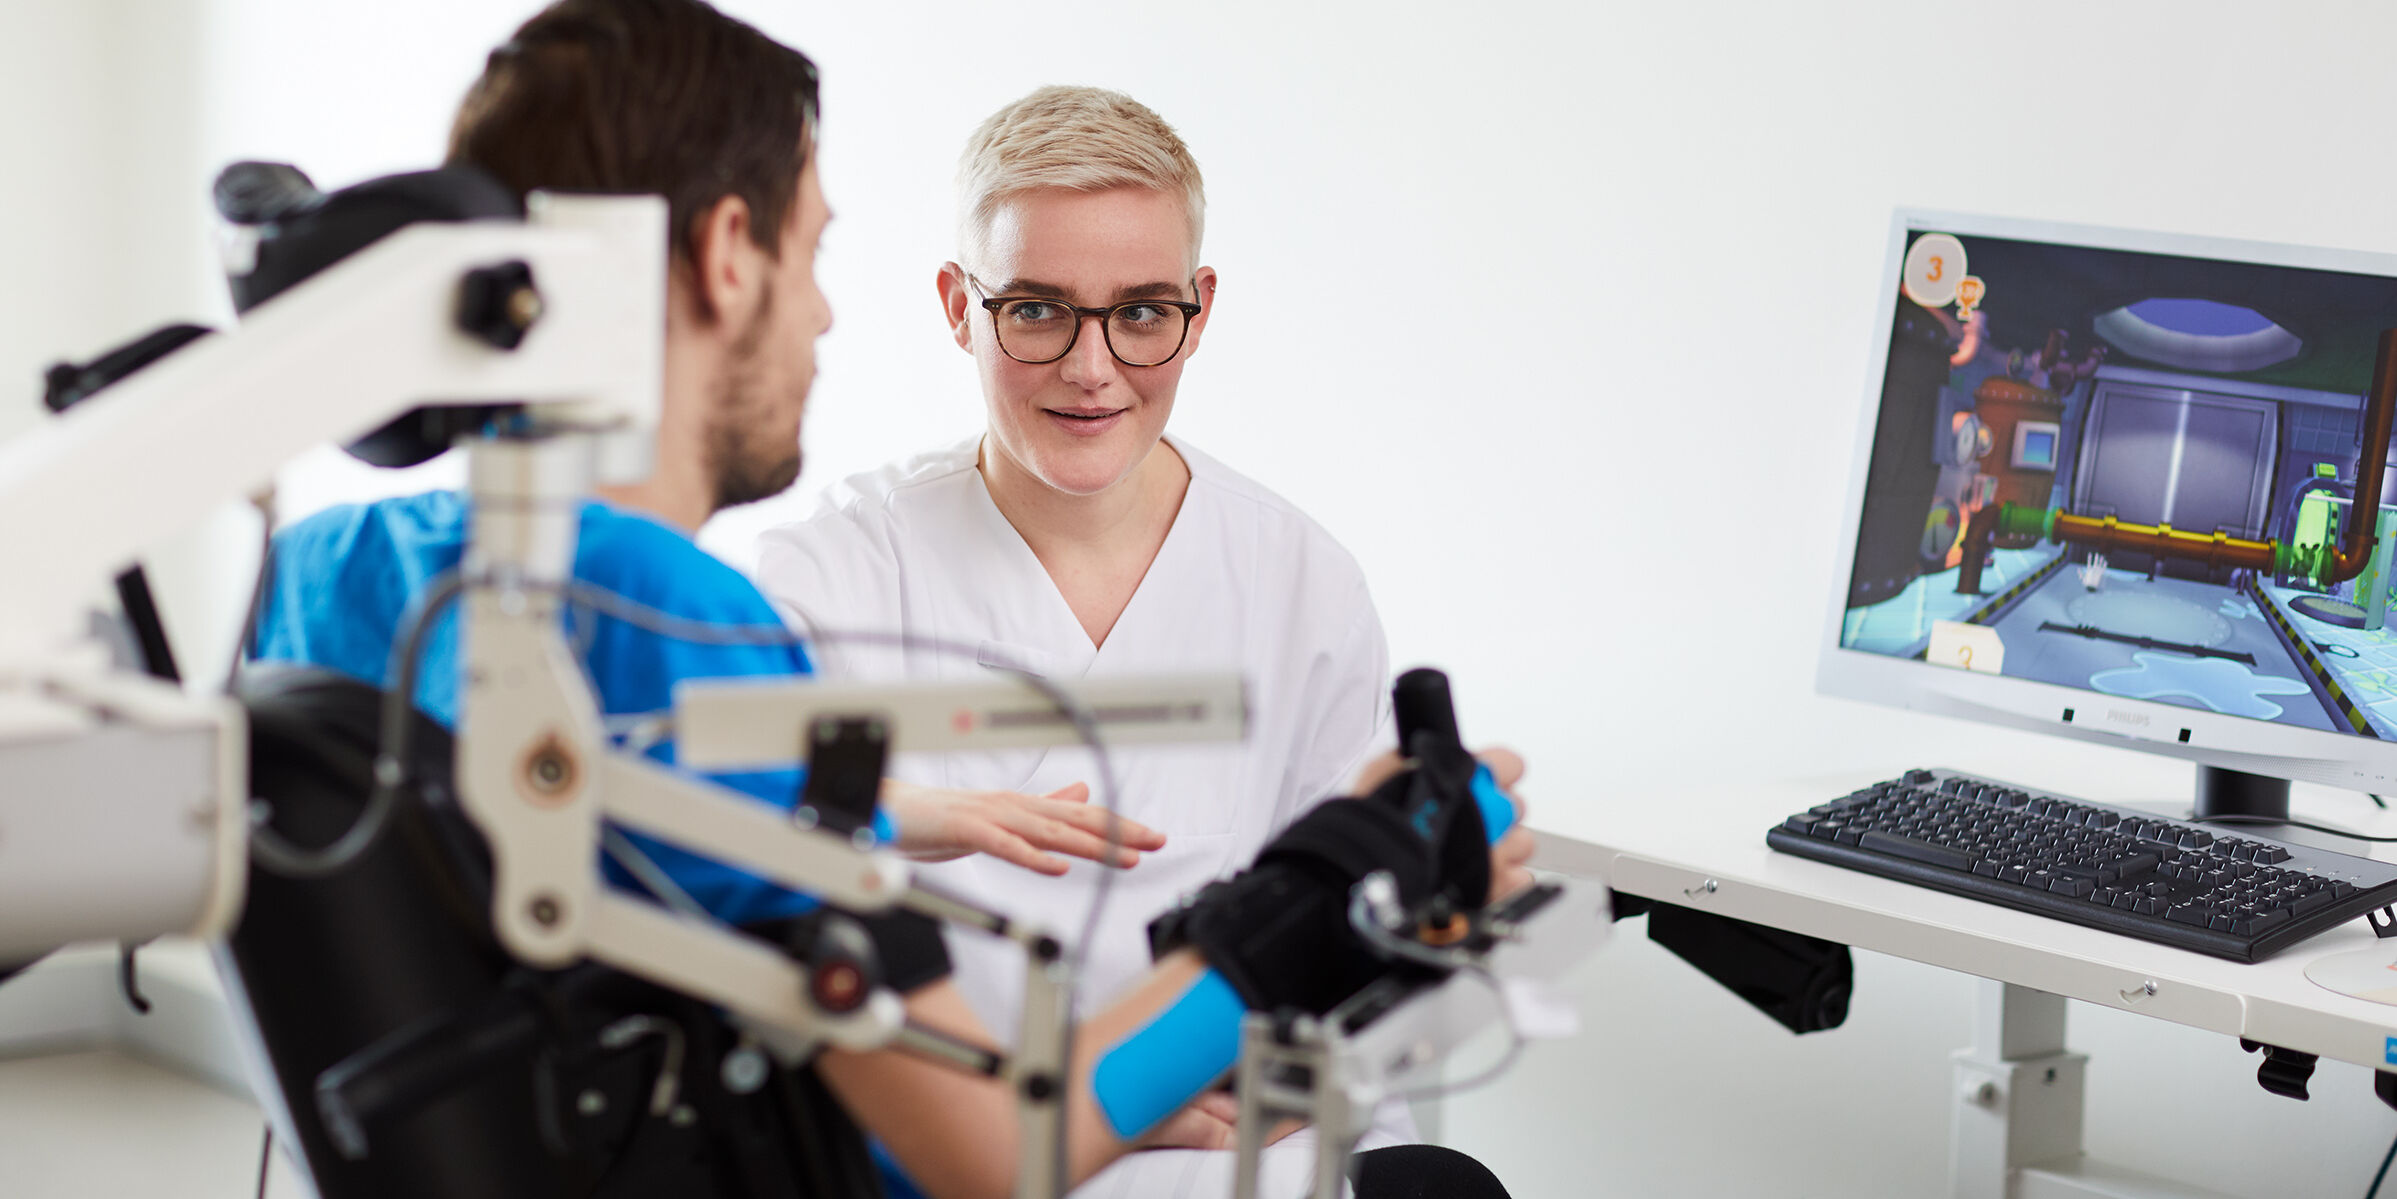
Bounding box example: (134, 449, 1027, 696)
(1392, 667, 1461, 753)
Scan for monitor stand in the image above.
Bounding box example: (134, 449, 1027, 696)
(2193, 766, 2290, 823)
(2191, 765, 2365, 854)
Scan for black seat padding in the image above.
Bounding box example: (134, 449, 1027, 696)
(229, 664, 576, 1198)
(229, 665, 888, 1198)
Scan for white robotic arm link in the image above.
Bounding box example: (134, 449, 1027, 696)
(0, 192, 664, 967)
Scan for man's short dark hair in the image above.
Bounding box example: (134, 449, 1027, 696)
(448, 0, 818, 264)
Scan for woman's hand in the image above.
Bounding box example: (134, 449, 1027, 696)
(1135, 1092, 1306, 1152)
(1136, 1090, 1240, 1151)
(879, 778, 1167, 875)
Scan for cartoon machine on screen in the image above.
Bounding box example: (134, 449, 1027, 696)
(1841, 231, 2397, 737)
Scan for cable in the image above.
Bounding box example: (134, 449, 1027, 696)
(2370, 1127, 2397, 1199)
(118, 941, 152, 1014)
(255, 1123, 273, 1199)
(2190, 813, 2397, 844)
(246, 570, 465, 878)
(601, 827, 708, 921)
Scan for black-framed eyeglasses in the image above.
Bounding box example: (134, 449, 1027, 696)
(970, 274, 1202, 368)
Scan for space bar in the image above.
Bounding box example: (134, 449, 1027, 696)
(1858, 831, 1976, 871)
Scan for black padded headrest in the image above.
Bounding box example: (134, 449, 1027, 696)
(214, 162, 527, 468)
(217, 162, 523, 313)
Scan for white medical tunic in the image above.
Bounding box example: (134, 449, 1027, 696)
(756, 434, 1412, 1197)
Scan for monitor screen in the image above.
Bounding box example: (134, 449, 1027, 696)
(1820, 212, 2397, 791)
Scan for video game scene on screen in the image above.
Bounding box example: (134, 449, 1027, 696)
(1841, 230, 2397, 738)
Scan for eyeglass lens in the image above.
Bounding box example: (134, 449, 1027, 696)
(993, 299, 1189, 367)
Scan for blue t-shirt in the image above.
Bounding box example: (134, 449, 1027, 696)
(253, 489, 867, 925)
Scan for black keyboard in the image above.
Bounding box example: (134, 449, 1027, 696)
(1766, 769, 2397, 962)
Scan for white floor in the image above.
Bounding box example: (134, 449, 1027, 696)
(0, 1049, 304, 1199)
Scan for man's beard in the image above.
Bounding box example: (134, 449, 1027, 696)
(706, 284, 804, 513)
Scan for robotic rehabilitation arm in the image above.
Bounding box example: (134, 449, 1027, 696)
(0, 163, 1606, 1199)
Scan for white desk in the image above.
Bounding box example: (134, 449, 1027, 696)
(1529, 765, 2397, 1199)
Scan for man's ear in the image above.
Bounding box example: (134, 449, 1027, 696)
(1181, 266, 1220, 359)
(688, 194, 768, 327)
(936, 262, 975, 353)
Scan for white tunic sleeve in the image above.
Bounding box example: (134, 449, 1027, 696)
(754, 496, 905, 682)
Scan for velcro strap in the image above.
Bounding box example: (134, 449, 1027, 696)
(1360, 758, 1492, 909)
(1256, 797, 1441, 906)
(1146, 797, 1457, 1015)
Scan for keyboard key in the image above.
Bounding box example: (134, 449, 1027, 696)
(1859, 831, 1975, 871)
(2165, 904, 2210, 925)
(2108, 852, 2161, 880)
(2255, 845, 2291, 864)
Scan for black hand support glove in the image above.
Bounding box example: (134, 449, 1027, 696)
(1148, 671, 1498, 1016)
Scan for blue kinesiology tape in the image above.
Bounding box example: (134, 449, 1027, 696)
(1471, 763, 1515, 842)
(1092, 967, 1246, 1140)
(1094, 764, 1512, 1140)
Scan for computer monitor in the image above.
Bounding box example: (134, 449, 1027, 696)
(1819, 211, 2397, 819)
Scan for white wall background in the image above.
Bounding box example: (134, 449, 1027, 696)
(12, 0, 2397, 1194)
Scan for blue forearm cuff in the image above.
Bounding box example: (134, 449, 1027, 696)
(1472, 763, 1515, 842)
(1092, 968, 1246, 1140)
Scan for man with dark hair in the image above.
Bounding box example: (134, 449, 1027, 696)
(251, 2, 1535, 1194)
(258, 0, 1149, 924)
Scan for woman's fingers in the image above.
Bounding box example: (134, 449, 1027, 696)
(970, 824, 1072, 876)
(1474, 746, 1524, 790)
(1186, 1090, 1241, 1123)
(1489, 827, 1537, 900)
(1139, 1101, 1235, 1151)
(1007, 812, 1147, 868)
(1034, 796, 1166, 850)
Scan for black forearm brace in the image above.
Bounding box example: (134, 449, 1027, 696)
(1149, 754, 1493, 1016)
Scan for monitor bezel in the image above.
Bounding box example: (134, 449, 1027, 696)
(1815, 209, 2397, 792)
